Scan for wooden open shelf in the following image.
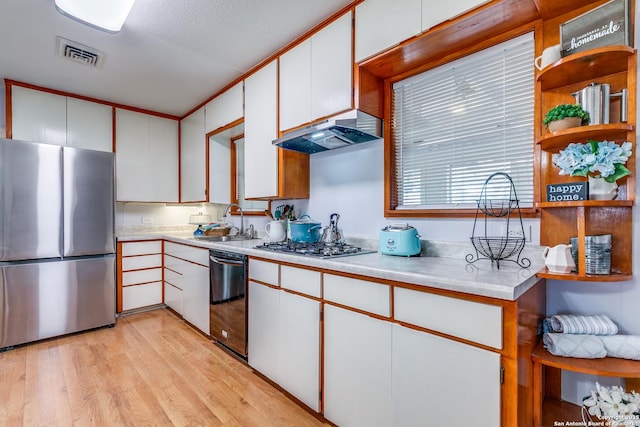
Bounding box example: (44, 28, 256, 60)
(536, 200, 634, 208)
(532, 341, 640, 378)
(536, 123, 634, 151)
(536, 46, 636, 91)
(532, 341, 640, 427)
(536, 268, 633, 282)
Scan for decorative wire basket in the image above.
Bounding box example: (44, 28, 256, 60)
(466, 173, 531, 269)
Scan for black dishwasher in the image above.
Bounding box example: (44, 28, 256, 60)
(209, 249, 248, 358)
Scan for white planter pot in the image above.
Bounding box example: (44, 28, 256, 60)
(588, 176, 618, 200)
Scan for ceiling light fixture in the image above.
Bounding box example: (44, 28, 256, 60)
(54, 0, 136, 33)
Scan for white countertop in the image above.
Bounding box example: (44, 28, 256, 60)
(117, 230, 546, 301)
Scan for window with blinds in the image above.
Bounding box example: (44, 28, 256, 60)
(235, 138, 268, 212)
(391, 33, 534, 210)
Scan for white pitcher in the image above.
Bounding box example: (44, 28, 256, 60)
(265, 220, 286, 242)
(542, 244, 575, 273)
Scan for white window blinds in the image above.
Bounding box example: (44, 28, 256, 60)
(235, 138, 269, 212)
(392, 33, 534, 210)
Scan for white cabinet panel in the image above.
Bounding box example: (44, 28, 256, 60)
(180, 107, 206, 202)
(324, 274, 390, 316)
(11, 86, 67, 145)
(122, 282, 163, 311)
(115, 108, 178, 202)
(355, 0, 422, 62)
(248, 281, 280, 379)
(66, 97, 112, 152)
(182, 262, 210, 334)
(11, 86, 112, 151)
(279, 39, 312, 131)
(164, 242, 209, 266)
(248, 258, 279, 286)
(392, 323, 500, 427)
(208, 132, 232, 204)
(121, 241, 162, 256)
(204, 82, 243, 133)
(122, 268, 162, 286)
(324, 304, 392, 427)
(244, 61, 278, 199)
(277, 291, 320, 411)
(279, 13, 352, 132)
(164, 282, 183, 314)
(311, 12, 352, 120)
(121, 254, 163, 271)
(421, 0, 487, 32)
(280, 265, 320, 297)
(394, 287, 502, 349)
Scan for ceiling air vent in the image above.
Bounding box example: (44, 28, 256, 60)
(56, 36, 104, 68)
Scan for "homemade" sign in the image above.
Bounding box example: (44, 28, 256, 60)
(560, 0, 630, 57)
(547, 182, 588, 202)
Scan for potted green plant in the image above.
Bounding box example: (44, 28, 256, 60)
(543, 104, 590, 132)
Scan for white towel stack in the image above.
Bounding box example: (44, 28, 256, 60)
(542, 314, 640, 360)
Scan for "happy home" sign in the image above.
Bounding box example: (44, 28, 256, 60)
(547, 182, 588, 202)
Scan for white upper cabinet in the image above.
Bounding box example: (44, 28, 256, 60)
(279, 12, 353, 132)
(115, 108, 179, 202)
(279, 39, 312, 131)
(355, 0, 422, 63)
(204, 82, 243, 134)
(355, 0, 488, 62)
(180, 107, 206, 202)
(11, 86, 112, 151)
(421, 0, 487, 32)
(244, 60, 278, 199)
(311, 12, 353, 121)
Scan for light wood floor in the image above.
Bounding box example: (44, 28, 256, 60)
(0, 308, 332, 427)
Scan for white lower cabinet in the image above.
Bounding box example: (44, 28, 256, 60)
(248, 281, 280, 378)
(163, 242, 209, 335)
(323, 304, 392, 427)
(248, 279, 321, 412)
(391, 324, 501, 427)
(119, 241, 163, 312)
(182, 261, 210, 335)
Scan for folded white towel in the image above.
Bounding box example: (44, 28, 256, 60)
(599, 335, 640, 361)
(543, 333, 607, 359)
(548, 314, 618, 335)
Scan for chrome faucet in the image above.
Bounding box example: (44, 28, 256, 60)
(224, 203, 244, 236)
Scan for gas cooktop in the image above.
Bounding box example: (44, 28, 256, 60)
(254, 241, 376, 258)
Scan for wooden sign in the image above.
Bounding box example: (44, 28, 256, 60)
(560, 0, 630, 57)
(547, 182, 588, 202)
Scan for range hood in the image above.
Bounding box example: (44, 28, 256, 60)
(273, 109, 383, 154)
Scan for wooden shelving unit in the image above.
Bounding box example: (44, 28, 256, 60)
(536, 43, 636, 281)
(532, 341, 640, 426)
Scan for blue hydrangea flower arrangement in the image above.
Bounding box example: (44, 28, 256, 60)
(552, 140, 633, 183)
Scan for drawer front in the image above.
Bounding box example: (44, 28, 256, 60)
(249, 259, 279, 286)
(164, 254, 185, 273)
(164, 282, 183, 314)
(122, 254, 162, 271)
(123, 268, 163, 286)
(121, 241, 162, 256)
(122, 282, 163, 311)
(164, 242, 209, 266)
(324, 274, 390, 317)
(281, 266, 321, 298)
(163, 267, 183, 289)
(394, 287, 502, 349)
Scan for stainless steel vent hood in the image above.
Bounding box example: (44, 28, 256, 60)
(273, 109, 383, 154)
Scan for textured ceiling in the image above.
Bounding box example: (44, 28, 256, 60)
(0, 0, 355, 116)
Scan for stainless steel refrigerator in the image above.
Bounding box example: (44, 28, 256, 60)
(0, 138, 116, 349)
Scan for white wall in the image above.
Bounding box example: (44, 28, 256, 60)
(306, 138, 540, 244)
(116, 202, 224, 229)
